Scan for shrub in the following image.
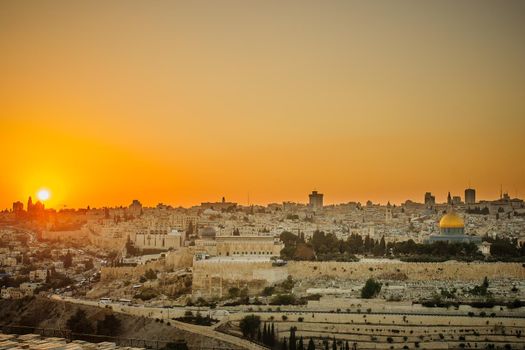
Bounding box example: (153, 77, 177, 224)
(96, 313, 121, 336)
(270, 294, 297, 305)
(66, 309, 94, 334)
(239, 315, 261, 339)
(262, 286, 275, 296)
(361, 279, 382, 299)
(134, 288, 158, 301)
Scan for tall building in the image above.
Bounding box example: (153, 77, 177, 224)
(308, 190, 323, 211)
(447, 192, 452, 205)
(465, 188, 476, 204)
(452, 196, 462, 205)
(12, 201, 23, 213)
(424, 192, 435, 206)
(129, 199, 143, 216)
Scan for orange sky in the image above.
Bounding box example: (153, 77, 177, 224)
(1, 1, 524, 209)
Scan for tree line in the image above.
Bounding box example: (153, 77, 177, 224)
(240, 316, 354, 350)
(280, 230, 525, 262)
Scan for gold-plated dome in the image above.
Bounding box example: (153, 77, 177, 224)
(439, 212, 465, 228)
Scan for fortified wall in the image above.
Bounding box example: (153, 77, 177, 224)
(287, 261, 525, 281)
(100, 259, 165, 281)
(192, 258, 288, 298)
(100, 249, 194, 281)
(41, 228, 88, 241)
(87, 229, 127, 251)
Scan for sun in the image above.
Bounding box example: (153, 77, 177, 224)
(37, 189, 50, 201)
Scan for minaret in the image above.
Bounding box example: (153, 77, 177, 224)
(385, 201, 393, 223)
(447, 192, 452, 205)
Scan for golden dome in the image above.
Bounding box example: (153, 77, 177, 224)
(439, 212, 465, 229)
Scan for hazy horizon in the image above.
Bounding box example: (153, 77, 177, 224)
(4, 187, 519, 210)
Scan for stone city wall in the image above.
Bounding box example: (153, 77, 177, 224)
(101, 259, 165, 281)
(100, 248, 194, 281)
(287, 261, 525, 281)
(165, 248, 194, 269)
(192, 259, 288, 298)
(87, 229, 127, 251)
(41, 228, 88, 241)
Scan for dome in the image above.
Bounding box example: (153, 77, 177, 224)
(200, 226, 216, 239)
(439, 212, 465, 229)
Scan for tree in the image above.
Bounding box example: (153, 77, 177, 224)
(239, 315, 261, 339)
(270, 323, 276, 347)
(289, 327, 297, 350)
(262, 286, 275, 296)
(307, 338, 316, 350)
(62, 251, 73, 268)
(66, 309, 94, 334)
(361, 279, 382, 299)
(164, 341, 189, 350)
(145, 269, 157, 280)
(263, 323, 268, 345)
(96, 313, 121, 335)
(282, 338, 288, 350)
(240, 287, 249, 299)
(298, 337, 305, 350)
(228, 287, 240, 299)
(125, 236, 137, 256)
(84, 259, 94, 270)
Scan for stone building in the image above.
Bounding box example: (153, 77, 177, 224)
(134, 230, 184, 251)
(195, 235, 284, 257)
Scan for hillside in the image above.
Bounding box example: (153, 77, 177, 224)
(0, 297, 242, 349)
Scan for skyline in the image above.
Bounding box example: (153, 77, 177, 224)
(2, 0, 524, 209)
(5, 185, 520, 210)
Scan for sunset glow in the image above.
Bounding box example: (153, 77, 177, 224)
(1, 1, 524, 209)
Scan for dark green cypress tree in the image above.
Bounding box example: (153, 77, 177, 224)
(281, 338, 288, 350)
(332, 337, 337, 350)
(307, 338, 316, 350)
(379, 236, 386, 253)
(270, 322, 276, 347)
(298, 336, 304, 350)
(263, 323, 268, 345)
(289, 327, 297, 350)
